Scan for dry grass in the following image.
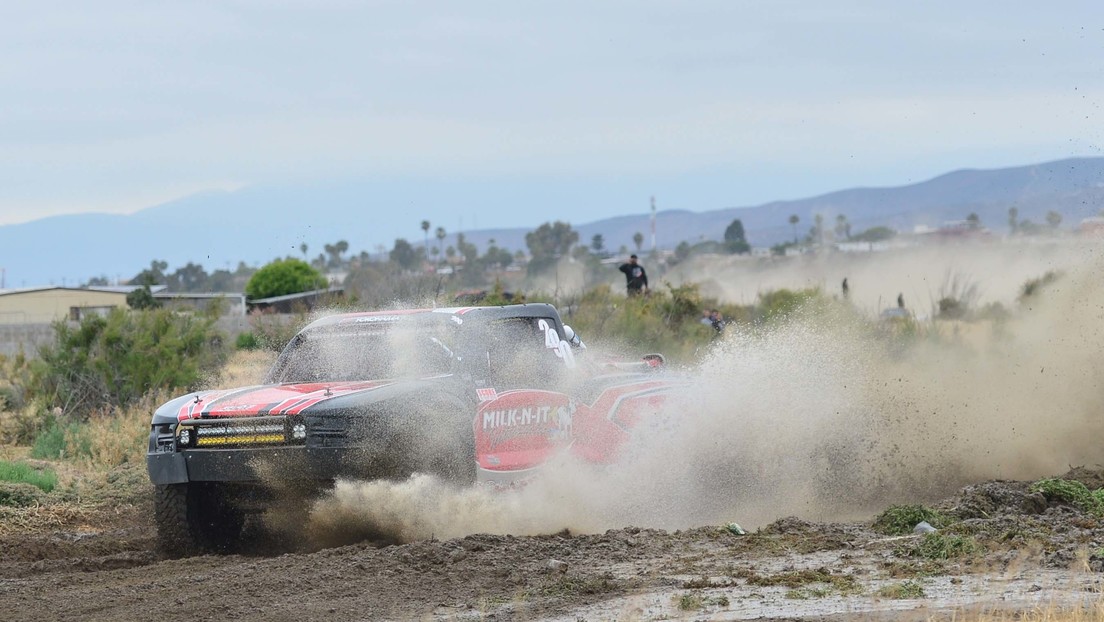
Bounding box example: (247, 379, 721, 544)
(218, 349, 276, 388)
(0, 502, 95, 536)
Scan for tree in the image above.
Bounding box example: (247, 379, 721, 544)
(456, 233, 479, 265)
(834, 214, 850, 241)
(245, 258, 328, 300)
(84, 275, 110, 287)
(723, 218, 750, 254)
(435, 226, 447, 261)
(850, 226, 897, 242)
(126, 284, 160, 310)
(966, 213, 981, 229)
(132, 260, 169, 286)
(525, 221, 579, 275)
(421, 220, 431, 252)
(1008, 207, 1019, 234)
(632, 231, 644, 253)
(299, 242, 308, 259)
(389, 238, 420, 271)
(1046, 210, 1063, 229)
(788, 214, 800, 244)
(170, 262, 209, 292)
(590, 234, 605, 255)
(812, 214, 825, 245)
(674, 240, 692, 261)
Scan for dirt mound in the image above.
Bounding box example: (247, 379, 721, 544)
(943, 480, 1048, 519)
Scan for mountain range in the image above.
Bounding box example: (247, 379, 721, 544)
(2, 157, 1102, 288)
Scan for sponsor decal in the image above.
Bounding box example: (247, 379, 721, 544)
(476, 387, 498, 402)
(477, 390, 576, 453)
(353, 315, 403, 323)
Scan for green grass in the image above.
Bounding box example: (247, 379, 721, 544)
(0, 459, 57, 492)
(872, 504, 948, 535)
(901, 533, 979, 560)
(1030, 478, 1104, 515)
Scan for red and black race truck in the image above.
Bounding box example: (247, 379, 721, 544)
(146, 303, 683, 552)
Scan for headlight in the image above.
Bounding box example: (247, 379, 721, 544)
(178, 428, 192, 447)
(291, 423, 307, 440)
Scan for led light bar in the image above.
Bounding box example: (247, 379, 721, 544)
(176, 417, 308, 449)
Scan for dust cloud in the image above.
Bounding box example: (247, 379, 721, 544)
(302, 240, 1104, 546)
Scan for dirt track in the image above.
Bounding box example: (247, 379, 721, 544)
(4, 469, 1104, 622)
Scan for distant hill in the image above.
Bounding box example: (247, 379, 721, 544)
(1, 157, 1101, 287)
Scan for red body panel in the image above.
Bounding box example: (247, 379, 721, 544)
(176, 381, 394, 421)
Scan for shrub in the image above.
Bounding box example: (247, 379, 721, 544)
(30, 418, 71, 459)
(1019, 270, 1063, 302)
(27, 307, 227, 418)
(235, 331, 261, 350)
(755, 288, 825, 324)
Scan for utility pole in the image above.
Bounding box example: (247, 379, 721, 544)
(650, 196, 657, 253)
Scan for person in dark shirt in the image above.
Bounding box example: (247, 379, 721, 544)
(618, 254, 648, 296)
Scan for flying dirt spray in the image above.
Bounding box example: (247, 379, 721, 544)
(303, 243, 1104, 548)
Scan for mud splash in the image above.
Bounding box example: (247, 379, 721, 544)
(304, 243, 1104, 546)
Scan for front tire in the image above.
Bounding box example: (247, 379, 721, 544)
(154, 482, 244, 556)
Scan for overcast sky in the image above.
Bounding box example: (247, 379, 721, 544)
(1, 1, 1101, 230)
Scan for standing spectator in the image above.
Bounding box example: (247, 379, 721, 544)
(618, 254, 648, 296)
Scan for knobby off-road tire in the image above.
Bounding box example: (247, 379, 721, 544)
(154, 483, 245, 556)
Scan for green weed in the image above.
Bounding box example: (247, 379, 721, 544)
(0, 459, 57, 492)
(872, 504, 948, 535)
(1030, 478, 1104, 515)
(877, 580, 925, 599)
(901, 533, 979, 560)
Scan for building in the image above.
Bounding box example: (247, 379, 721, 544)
(0, 286, 157, 324)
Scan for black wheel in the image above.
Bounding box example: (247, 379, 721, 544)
(154, 482, 244, 556)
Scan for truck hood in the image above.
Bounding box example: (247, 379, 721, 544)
(169, 377, 449, 422)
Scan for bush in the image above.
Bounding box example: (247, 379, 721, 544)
(30, 418, 71, 459)
(1019, 270, 1063, 302)
(27, 307, 227, 418)
(235, 331, 261, 350)
(755, 288, 827, 324)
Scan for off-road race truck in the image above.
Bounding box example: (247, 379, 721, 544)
(147, 303, 682, 553)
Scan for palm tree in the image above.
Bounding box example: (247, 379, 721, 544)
(420, 220, 431, 252)
(632, 231, 644, 253)
(299, 242, 308, 259)
(435, 227, 446, 263)
(788, 214, 799, 243)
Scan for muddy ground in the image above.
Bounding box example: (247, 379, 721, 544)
(4, 466, 1104, 621)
